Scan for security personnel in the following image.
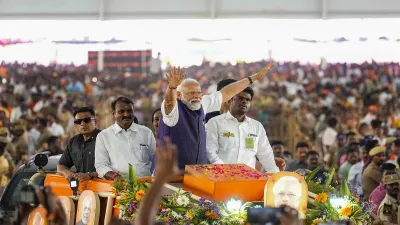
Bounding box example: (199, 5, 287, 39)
(363, 146, 387, 201)
(377, 174, 400, 224)
(58, 107, 100, 182)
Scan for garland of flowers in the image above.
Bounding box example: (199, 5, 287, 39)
(305, 166, 373, 225)
(112, 164, 259, 225)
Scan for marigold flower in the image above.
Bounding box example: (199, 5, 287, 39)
(135, 189, 145, 201)
(185, 211, 194, 220)
(315, 193, 328, 203)
(312, 218, 323, 225)
(205, 210, 218, 219)
(340, 205, 352, 217)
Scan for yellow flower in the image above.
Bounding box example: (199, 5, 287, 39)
(135, 190, 146, 201)
(185, 211, 193, 220)
(315, 193, 328, 203)
(205, 211, 218, 219)
(312, 218, 323, 225)
(354, 197, 359, 203)
(340, 205, 352, 217)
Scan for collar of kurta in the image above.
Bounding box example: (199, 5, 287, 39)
(113, 122, 138, 134)
(224, 111, 249, 123)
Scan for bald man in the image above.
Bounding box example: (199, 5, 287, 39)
(157, 64, 274, 170)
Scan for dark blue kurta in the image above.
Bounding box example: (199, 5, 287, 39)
(156, 100, 208, 170)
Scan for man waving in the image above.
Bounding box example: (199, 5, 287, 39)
(157, 62, 274, 170)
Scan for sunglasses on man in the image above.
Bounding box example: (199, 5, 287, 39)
(74, 117, 95, 125)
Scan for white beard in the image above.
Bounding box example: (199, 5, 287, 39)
(182, 99, 201, 111)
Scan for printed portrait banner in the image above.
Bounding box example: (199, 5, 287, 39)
(264, 172, 308, 217)
(27, 206, 48, 225)
(76, 190, 100, 225)
(58, 196, 76, 225)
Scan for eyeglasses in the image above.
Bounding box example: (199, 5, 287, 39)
(74, 117, 94, 125)
(184, 90, 203, 96)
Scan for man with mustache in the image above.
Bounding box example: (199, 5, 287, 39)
(95, 97, 156, 180)
(206, 87, 281, 172)
(363, 146, 387, 201)
(157, 63, 274, 170)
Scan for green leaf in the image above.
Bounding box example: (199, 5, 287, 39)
(306, 165, 323, 183)
(128, 163, 138, 187)
(324, 167, 335, 188)
(340, 177, 351, 197)
(170, 206, 189, 213)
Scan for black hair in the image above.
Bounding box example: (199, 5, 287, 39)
(296, 142, 309, 149)
(371, 119, 382, 129)
(271, 140, 284, 146)
(47, 136, 58, 146)
(348, 142, 360, 150)
(327, 117, 338, 127)
(73, 107, 95, 118)
(134, 116, 139, 124)
(394, 139, 400, 147)
(346, 132, 356, 137)
(0, 142, 6, 156)
(36, 118, 48, 127)
(151, 108, 161, 123)
(347, 147, 359, 155)
(217, 79, 237, 91)
(242, 86, 254, 100)
(306, 150, 319, 159)
(365, 140, 379, 152)
(381, 163, 396, 174)
(111, 96, 134, 111)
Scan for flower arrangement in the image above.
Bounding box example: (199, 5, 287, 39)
(112, 164, 258, 224)
(305, 166, 372, 225)
(112, 164, 150, 220)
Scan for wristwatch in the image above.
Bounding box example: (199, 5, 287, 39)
(247, 76, 253, 84)
(87, 172, 94, 179)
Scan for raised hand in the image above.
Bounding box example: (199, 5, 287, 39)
(165, 66, 186, 89)
(250, 61, 274, 81)
(155, 137, 181, 181)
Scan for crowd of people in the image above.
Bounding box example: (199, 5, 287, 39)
(0, 58, 400, 224)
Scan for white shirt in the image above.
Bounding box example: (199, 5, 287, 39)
(322, 127, 337, 147)
(28, 128, 40, 156)
(95, 122, 156, 178)
(161, 91, 222, 127)
(205, 111, 279, 173)
(49, 123, 65, 137)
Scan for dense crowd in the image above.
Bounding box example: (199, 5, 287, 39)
(0, 58, 400, 224)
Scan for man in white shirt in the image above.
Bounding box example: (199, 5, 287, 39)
(95, 97, 156, 180)
(48, 114, 65, 137)
(322, 117, 338, 162)
(158, 63, 274, 170)
(205, 87, 280, 173)
(371, 119, 386, 146)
